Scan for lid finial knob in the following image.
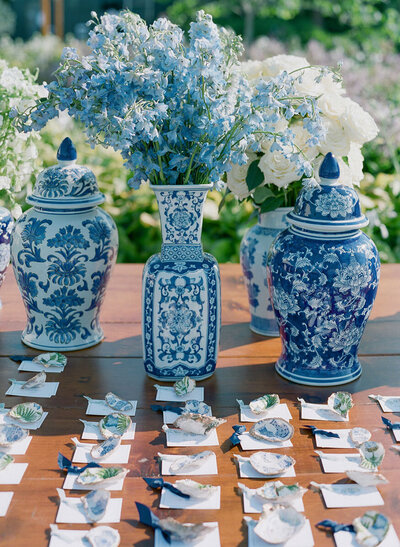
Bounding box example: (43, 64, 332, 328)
(319, 152, 340, 180)
(57, 137, 77, 162)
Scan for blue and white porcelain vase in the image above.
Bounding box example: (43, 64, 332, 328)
(0, 207, 14, 309)
(142, 184, 221, 380)
(10, 138, 118, 351)
(240, 208, 291, 336)
(267, 153, 380, 386)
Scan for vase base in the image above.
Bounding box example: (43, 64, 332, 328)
(275, 360, 362, 386)
(249, 315, 279, 337)
(145, 370, 215, 381)
(21, 332, 104, 352)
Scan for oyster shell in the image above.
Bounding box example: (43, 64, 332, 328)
(0, 424, 28, 446)
(249, 452, 296, 476)
(90, 436, 121, 460)
(183, 400, 211, 415)
(0, 452, 14, 471)
(33, 352, 67, 368)
(76, 466, 129, 487)
(249, 394, 280, 415)
(254, 505, 305, 544)
(172, 413, 226, 435)
(158, 517, 214, 543)
(253, 481, 306, 504)
(327, 391, 353, 418)
(360, 441, 385, 470)
(350, 427, 371, 447)
(99, 413, 132, 438)
(81, 489, 110, 522)
(346, 470, 389, 487)
(85, 526, 121, 547)
(21, 371, 46, 389)
(174, 376, 196, 397)
(173, 479, 218, 499)
(353, 511, 390, 546)
(105, 392, 133, 413)
(249, 418, 294, 443)
(8, 402, 43, 423)
(167, 451, 214, 475)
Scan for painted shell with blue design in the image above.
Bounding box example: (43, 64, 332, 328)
(174, 376, 196, 397)
(99, 413, 132, 438)
(254, 505, 306, 544)
(255, 481, 306, 503)
(249, 418, 294, 443)
(81, 489, 110, 522)
(353, 511, 390, 546)
(33, 352, 66, 368)
(90, 437, 121, 460)
(105, 392, 133, 413)
(350, 427, 371, 447)
(346, 470, 388, 487)
(158, 517, 215, 543)
(183, 400, 211, 416)
(0, 452, 14, 471)
(8, 402, 43, 423)
(85, 526, 120, 547)
(0, 424, 28, 446)
(77, 466, 129, 487)
(172, 413, 226, 436)
(173, 479, 218, 500)
(249, 452, 295, 476)
(249, 394, 280, 415)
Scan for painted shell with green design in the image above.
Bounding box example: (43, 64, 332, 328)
(249, 394, 280, 415)
(360, 441, 385, 470)
(33, 352, 67, 368)
(173, 479, 218, 499)
(327, 391, 353, 418)
(353, 511, 390, 546)
(99, 413, 132, 438)
(8, 402, 43, 423)
(76, 466, 129, 487)
(255, 481, 306, 503)
(173, 376, 196, 397)
(0, 452, 14, 471)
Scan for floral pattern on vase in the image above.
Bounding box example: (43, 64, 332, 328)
(142, 184, 221, 380)
(240, 208, 291, 336)
(0, 207, 14, 308)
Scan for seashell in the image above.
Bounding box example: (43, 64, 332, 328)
(327, 391, 353, 418)
(85, 526, 121, 547)
(353, 511, 390, 546)
(350, 427, 371, 447)
(173, 479, 218, 499)
(249, 394, 280, 415)
(0, 424, 28, 446)
(172, 413, 226, 436)
(174, 376, 196, 397)
(90, 437, 121, 461)
(168, 451, 214, 475)
(21, 371, 46, 389)
(0, 452, 14, 471)
(33, 352, 67, 368)
(8, 402, 43, 423)
(249, 418, 294, 443)
(183, 400, 211, 415)
(158, 517, 215, 543)
(254, 505, 306, 544)
(81, 489, 110, 522)
(249, 452, 296, 476)
(105, 392, 133, 413)
(99, 413, 132, 438)
(257, 481, 306, 503)
(360, 441, 385, 470)
(76, 466, 129, 487)
(346, 470, 389, 487)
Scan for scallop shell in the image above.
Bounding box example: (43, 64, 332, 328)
(33, 352, 67, 368)
(158, 517, 214, 543)
(172, 413, 226, 436)
(85, 526, 120, 547)
(346, 470, 389, 487)
(169, 451, 214, 475)
(173, 479, 218, 500)
(254, 505, 306, 544)
(104, 392, 133, 413)
(21, 371, 46, 389)
(0, 452, 14, 471)
(76, 466, 129, 487)
(249, 418, 294, 443)
(0, 424, 28, 446)
(249, 394, 280, 415)
(183, 400, 211, 415)
(81, 489, 110, 522)
(90, 437, 121, 460)
(99, 413, 132, 438)
(249, 452, 296, 476)
(350, 427, 371, 447)
(360, 441, 385, 470)
(327, 391, 353, 418)
(353, 511, 390, 546)
(8, 402, 43, 423)
(174, 376, 196, 397)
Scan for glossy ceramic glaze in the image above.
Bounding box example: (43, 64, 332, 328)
(0, 207, 13, 308)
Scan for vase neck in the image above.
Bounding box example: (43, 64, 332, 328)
(258, 207, 292, 229)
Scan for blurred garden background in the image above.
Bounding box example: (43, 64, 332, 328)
(1, 0, 400, 262)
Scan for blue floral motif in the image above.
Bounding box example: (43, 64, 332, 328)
(157, 190, 203, 245)
(314, 190, 354, 218)
(17, 217, 52, 267)
(43, 287, 90, 344)
(0, 209, 13, 292)
(83, 218, 114, 264)
(34, 165, 98, 198)
(46, 226, 90, 287)
(48, 226, 90, 250)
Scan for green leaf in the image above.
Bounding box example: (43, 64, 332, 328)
(246, 159, 264, 191)
(253, 186, 275, 204)
(259, 196, 285, 213)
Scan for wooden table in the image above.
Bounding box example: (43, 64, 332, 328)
(0, 263, 399, 546)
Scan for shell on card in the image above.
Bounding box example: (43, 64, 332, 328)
(104, 392, 133, 413)
(183, 400, 211, 416)
(360, 441, 385, 470)
(99, 413, 132, 438)
(346, 470, 389, 487)
(249, 418, 294, 443)
(76, 466, 129, 487)
(249, 452, 296, 476)
(158, 517, 214, 543)
(350, 427, 371, 447)
(254, 505, 306, 544)
(33, 352, 67, 368)
(253, 481, 307, 504)
(353, 511, 390, 547)
(0, 452, 14, 471)
(327, 391, 353, 418)
(172, 413, 226, 436)
(80, 489, 110, 522)
(8, 402, 43, 424)
(169, 451, 214, 475)
(249, 394, 280, 415)
(21, 371, 46, 389)
(0, 424, 28, 446)
(90, 436, 121, 461)
(173, 376, 196, 397)
(173, 479, 218, 500)
(85, 526, 121, 547)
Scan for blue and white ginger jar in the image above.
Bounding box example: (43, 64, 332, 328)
(267, 153, 380, 386)
(142, 184, 221, 380)
(10, 138, 118, 350)
(0, 207, 13, 308)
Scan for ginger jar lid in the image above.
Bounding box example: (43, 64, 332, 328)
(287, 153, 368, 232)
(27, 137, 105, 209)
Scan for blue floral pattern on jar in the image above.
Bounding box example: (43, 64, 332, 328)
(0, 207, 14, 306)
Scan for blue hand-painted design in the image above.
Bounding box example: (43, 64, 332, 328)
(83, 218, 113, 264)
(47, 225, 89, 287)
(17, 217, 52, 267)
(43, 287, 90, 344)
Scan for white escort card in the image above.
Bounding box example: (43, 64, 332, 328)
(6, 381, 59, 398)
(62, 471, 127, 491)
(0, 492, 13, 517)
(56, 493, 122, 524)
(234, 456, 296, 479)
(239, 404, 292, 423)
(334, 526, 400, 547)
(245, 517, 314, 547)
(315, 429, 360, 449)
(163, 407, 212, 425)
(84, 396, 137, 416)
(299, 401, 348, 422)
(18, 360, 65, 373)
(49, 527, 121, 547)
(72, 440, 131, 465)
(163, 427, 219, 447)
(155, 385, 204, 402)
(316, 483, 384, 508)
(159, 486, 221, 510)
(159, 453, 218, 476)
(0, 408, 48, 430)
(155, 522, 220, 547)
(316, 451, 364, 473)
(241, 487, 304, 513)
(2, 435, 32, 455)
(369, 394, 400, 413)
(79, 419, 136, 441)
(392, 429, 400, 442)
(237, 432, 293, 451)
(0, 463, 28, 484)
